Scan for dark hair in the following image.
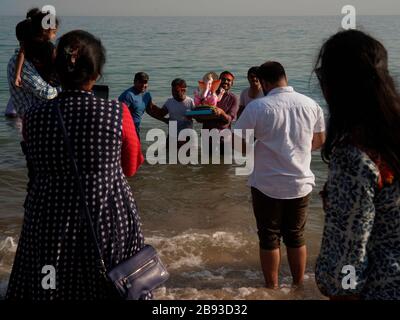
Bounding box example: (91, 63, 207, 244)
(219, 71, 235, 80)
(315, 29, 400, 177)
(16, 19, 31, 43)
(25, 40, 58, 84)
(257, 61, 286, 84)
(26, 7, 41, 19)
(25, 40, 55, 65)
(16, 8, 59, 44)
(134, 72, 149, 82)
(171, 78, 186, 87)
(30, 11, 60, 40)
(247, 66, 259, 77)
(55, 30, 106, 89)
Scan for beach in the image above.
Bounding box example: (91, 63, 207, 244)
(1, 15, 400, 299)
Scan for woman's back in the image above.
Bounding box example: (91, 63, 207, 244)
(7, 29, 147, 300)
(26, 90, 123, 178)
(316, 144, 400, 300)
(314, 29, 400, 300)
(7, 91, 144, 300)
(368, 163, 400, 299)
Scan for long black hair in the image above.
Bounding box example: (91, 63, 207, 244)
(315, 29, 400, 177)
(30, 10, 60, 39)
(16, 8, 60, 43)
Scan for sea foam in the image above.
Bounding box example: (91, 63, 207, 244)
(0, 237, 17, 253)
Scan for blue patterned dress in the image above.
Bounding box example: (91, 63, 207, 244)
(316, 144, 400, 300)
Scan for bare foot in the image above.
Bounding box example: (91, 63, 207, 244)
(291, 283, 304, 291)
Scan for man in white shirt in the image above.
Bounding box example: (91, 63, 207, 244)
(146, 78, 195, 148)
(234, 61, 325, 289)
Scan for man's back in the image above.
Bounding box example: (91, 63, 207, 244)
(235, 86, 325, 199)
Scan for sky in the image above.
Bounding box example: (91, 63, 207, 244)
(1, 0, 399, 16)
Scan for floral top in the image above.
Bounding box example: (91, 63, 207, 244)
(315, 144, 400, 300)
(7, 50, 59, 117)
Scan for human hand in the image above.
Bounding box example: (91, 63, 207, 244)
(15, 76, 22, 87)
(217, 88, 225, 101)
(214, 107, 224, 117)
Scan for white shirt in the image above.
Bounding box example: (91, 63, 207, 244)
(164, 96, 195, 134)
(234, 86, 325, 199)
(240, 87, 264, 107)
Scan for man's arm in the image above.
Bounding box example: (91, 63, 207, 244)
(146, 100, 169, 124)
(214, 107, 231, 124)
(312, 105, 326, 150)
(216, 94, 239, 125)
(312, 132, 326, 151)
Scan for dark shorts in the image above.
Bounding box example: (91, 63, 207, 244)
(251, 187, 310, 250)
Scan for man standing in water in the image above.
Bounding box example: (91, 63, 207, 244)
(199, 71, 239, 156)
(234, 61, 325, 289)
(146, 78, 195, 148)
(202, 70, 239, 131)
(237, 66, 264, 119)
(119, 72, 157, 136)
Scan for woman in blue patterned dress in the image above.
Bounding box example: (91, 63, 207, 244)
(314, 30, 400, 300)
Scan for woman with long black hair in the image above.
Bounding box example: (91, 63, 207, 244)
(315, 29, 400, 300)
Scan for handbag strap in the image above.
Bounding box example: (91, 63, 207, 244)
(54, 104, 108, 276)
